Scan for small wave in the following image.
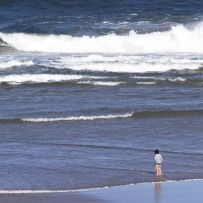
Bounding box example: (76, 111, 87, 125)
(0, 60, 34, 69)
(155, 77, 203, 86)
(167, 77, 187, 82)
(136, 82, 156, 85)
(0, 74, 85, 85)
(0, 110, 202, 124)
(22, 113, 133, 122)
(133, 76, 157, 79)
(77, 81, 124, 86)
(133, 76, 203, 86)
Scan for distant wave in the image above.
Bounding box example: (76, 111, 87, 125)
(1, 22, 203, 54)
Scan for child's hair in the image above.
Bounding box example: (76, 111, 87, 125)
(154, 149, 159, 154)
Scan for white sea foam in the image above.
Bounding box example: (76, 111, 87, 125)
(0, 74, 84, 85)
(60, 60, 200, 73)
(133, 76, 157, 79)
(0, 60, 34, 69)
(22, 113, 133, 122)
(1, 22, 203, 54)
(136, 82, 156, 85)
(168, 77, 187, 82)
(54, 53, 203, 73)
(77, 81, 124, 86)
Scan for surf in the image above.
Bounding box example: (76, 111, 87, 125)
(0, 22, 203, 54)
(21, 113, 133, 122)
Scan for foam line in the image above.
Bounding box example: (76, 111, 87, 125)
(22, 113, 133, 122)
(0, 74, 85, 85)
(0, 179, 202, 194)
(77, 81, 124, 86)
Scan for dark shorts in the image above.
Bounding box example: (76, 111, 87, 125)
(155, 163, 162, 166)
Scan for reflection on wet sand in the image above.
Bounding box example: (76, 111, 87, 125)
(155, 176, 162, 203)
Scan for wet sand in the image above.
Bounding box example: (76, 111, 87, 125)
(0, 192, 108, 203)
(0, 179, 203, 203)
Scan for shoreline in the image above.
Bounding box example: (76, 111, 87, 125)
(1, 179, 203, 203)
(0, 177, 201, 194)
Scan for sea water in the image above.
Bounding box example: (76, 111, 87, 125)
(0, 0, 203, 190)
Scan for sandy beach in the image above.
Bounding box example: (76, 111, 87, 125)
(0, 179, 203, 203)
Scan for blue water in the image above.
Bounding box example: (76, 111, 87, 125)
(0, 0, 203, 190)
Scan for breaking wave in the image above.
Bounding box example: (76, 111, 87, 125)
(0, 74, 86, 85)
(0, 110, 202, 124)
(22, 113, 133, 122)
(0, 60, 34, 69)
(1, 22, 203, 54)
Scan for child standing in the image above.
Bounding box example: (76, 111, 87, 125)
(154, 149, 163, 176)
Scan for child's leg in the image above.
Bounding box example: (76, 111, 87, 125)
(155, 165, 159, 175)
(157, 165, 162, 175)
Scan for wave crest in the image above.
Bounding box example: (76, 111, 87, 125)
(1, 22, 203, 54)
(22, 113, 133, 122)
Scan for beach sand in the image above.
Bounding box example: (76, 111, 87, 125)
(0, 179, 203, 203)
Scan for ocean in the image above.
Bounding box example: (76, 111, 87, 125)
(0, 0, 203, 191)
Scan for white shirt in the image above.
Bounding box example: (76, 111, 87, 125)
(154, 154, 163, 164)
